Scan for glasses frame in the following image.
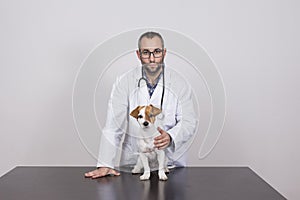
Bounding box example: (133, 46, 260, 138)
(139, 48, 164, 59)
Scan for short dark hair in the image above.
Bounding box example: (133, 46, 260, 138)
(138, 31, 164, 49)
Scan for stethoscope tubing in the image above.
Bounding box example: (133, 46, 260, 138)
(137, 64, 165, 111)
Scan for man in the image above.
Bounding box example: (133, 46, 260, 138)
(85, 31, 197, 178)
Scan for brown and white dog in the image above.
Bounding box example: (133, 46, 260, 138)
(130, 105, 168, 181)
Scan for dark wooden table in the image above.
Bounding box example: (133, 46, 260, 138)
(0, 167, 286, 200)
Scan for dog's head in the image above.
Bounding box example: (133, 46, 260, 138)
(130, 104, 162, 128)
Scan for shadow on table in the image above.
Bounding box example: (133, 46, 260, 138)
(94, 167, 187, 200)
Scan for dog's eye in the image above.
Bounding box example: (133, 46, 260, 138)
(138, 115, 143, 118)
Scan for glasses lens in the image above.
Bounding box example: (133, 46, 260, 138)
(153, 49, 163, 58)
(141, 50, 150, 58)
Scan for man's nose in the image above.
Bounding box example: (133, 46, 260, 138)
(149, 53, 155, 62)
(143, 121, 149, 126)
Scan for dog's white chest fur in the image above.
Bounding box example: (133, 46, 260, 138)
(137, 127, 159, 153)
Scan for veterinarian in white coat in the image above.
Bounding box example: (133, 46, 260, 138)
(85, 31, 197, 178)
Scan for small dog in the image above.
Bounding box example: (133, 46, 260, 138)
(130, 104, 168, 181)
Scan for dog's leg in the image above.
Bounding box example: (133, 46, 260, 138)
(139, 153, 150, 180)
(164, 156, 169, 173)
(132, 155, 143, 174)
(157, 150, 168, 181)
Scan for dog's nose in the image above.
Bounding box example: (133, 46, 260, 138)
(143, 121, 149, 126)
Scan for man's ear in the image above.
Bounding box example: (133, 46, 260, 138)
(150, 104, 162, 116)
(136, 49, 141, 60)
(163, 48, 167, 56)
(130, 106, 141, 119)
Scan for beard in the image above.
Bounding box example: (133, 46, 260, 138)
(142, 62, 164, 76)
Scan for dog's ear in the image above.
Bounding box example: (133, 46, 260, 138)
(130, 106, 141, 119)
(150, 104, 162, 116)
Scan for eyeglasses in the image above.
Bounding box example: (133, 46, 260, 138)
(139, 48, 164, 59)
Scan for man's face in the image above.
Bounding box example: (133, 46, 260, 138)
(137, 36, 166, 75)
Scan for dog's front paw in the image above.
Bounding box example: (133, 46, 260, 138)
(140, 172, 150, 180)
(158, 171, 168, 181)
(132, 167, 142, 174)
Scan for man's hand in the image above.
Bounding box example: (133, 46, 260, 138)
(154, 127, 171, 150)
(84, 167, 120, 179)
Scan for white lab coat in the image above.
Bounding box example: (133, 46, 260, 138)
(97, 66, 198, 169)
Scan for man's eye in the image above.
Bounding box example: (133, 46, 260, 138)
(138, 115, 143, 118)
(154, 49, 162, 54)
(142, 51, 149, 55)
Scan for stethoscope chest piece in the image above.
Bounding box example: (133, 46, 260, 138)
(157, 112, 165, 121)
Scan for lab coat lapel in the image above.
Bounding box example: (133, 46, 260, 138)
(140, 82, 150, 104)
(150, 68, 172, 107)
(135, 69, 150, 105)
(150, 78, 162, 106)
(152, 68, 171, 108)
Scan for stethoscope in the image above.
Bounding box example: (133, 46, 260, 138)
(137, 63, 165, 111)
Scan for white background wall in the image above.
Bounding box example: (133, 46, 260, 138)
(0, 0, 299, 199)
